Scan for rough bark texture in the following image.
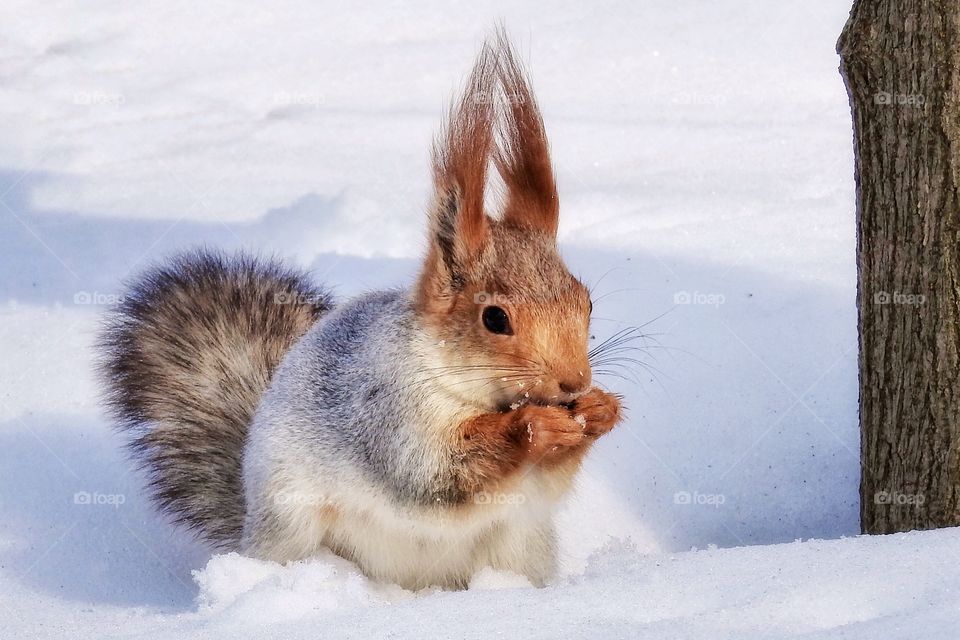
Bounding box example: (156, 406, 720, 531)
(838, 0, 960, 533)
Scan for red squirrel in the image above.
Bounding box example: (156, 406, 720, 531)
(100, 31, 623, 590)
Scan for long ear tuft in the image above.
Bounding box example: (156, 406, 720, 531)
(417, 32, 559, 312)
(432, 43, 497, 270)
(491, 30, 559, 237)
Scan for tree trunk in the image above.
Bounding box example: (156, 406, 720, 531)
(838, 0, 960, 534)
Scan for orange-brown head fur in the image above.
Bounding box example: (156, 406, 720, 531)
(414, 33, 592, 412)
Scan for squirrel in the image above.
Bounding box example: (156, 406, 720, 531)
(99, 32, 623, 591)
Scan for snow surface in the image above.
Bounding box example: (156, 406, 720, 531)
(3, 0, 951, 638)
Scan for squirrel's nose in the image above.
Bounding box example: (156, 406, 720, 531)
(558, 372, 591, 397)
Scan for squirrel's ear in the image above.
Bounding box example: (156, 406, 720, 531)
(493, 33, 559, 239)
(420, 43, 496, 295)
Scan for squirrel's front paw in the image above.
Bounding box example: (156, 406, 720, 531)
(569, 388, 622, 438)
(513, 404, 587, 461)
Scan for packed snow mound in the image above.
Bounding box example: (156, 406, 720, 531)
(193, 551, 537, 623)
(194, 552, 414, 622)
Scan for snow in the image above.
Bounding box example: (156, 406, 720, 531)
(2, 0, 949, 638)
(8, 529, 960, 639)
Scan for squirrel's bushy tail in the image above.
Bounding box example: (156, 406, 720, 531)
(99, 250, 330, 547)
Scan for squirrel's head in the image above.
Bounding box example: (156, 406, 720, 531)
(414, 34, 592, 412)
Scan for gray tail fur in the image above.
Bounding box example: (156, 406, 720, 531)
(98, 250, 331, 547)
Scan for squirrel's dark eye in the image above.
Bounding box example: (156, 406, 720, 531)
(482, 306, 513, 335)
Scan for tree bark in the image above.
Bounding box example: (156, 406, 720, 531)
(838, 0, 960, 534)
